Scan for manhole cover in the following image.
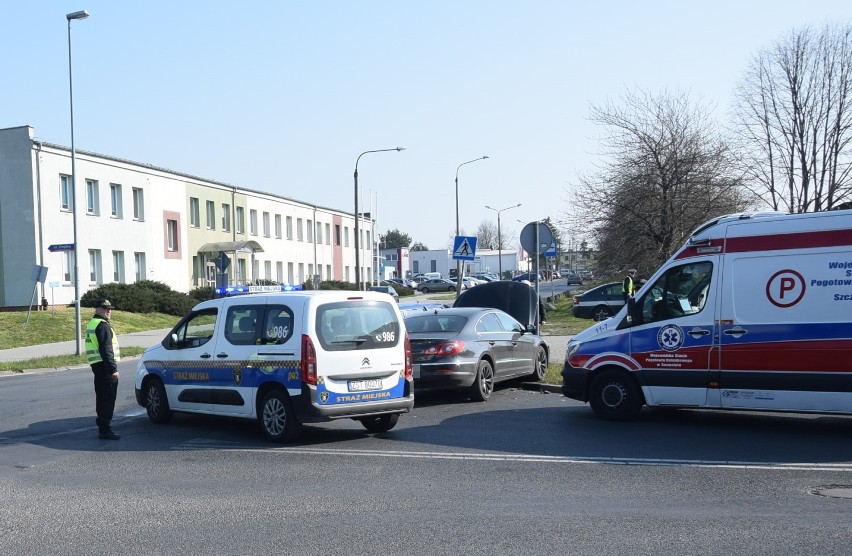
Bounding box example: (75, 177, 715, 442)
(809, 485, 852, 499)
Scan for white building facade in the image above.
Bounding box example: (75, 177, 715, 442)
(0, 125, 376, 307)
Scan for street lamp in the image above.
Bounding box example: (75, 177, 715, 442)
(454, 156, 488, 295)
(485, 203, 521, 278)
(354, 147, 404, 290)
(67, 9, 89, 356)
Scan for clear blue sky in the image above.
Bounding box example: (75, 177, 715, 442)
(2, 1, 849, 250)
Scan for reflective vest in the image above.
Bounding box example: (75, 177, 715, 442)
(622, 275, 635, 296)
(85, 317, 121, 365)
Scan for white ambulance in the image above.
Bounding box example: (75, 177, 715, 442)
(135, 289, 414, 441)
(562, 209, 852, 420)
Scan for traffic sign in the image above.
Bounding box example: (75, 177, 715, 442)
(452, 236, 477, 261)
(48, 243, 75, 252)
(519, 222, 554, 254)
(215, 251, 231, 272)
(545, 242, 557, 258)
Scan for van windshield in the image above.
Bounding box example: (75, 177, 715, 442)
(315, 300, 401, 351)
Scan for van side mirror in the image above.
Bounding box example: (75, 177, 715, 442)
(626, 297, 638, 326)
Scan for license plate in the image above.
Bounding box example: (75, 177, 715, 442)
(348, 379, 382, 392)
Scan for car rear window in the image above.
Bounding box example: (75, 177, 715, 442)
(405, 314, 467, 333)
(315, 300, 401, 351)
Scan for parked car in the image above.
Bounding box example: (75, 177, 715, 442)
(417, 278, 464, 293)
(472, 273, 499, 282)
(571, 281, 625, 321)
(563, 271, 584, 286)
(512, 272, 543, 283)
(386, 278, 416, 290)
(370, 284, 400, 302)
(462, 276, 484, 289)
(405, 306, 548, 400)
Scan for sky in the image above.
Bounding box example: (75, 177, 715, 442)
(2, 1, 849, 251)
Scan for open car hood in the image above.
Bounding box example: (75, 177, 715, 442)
(452, 281, 538, 329)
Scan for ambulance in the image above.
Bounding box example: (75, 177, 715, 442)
(561, 209, 852, 420)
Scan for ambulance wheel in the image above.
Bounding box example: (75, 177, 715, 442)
(588, 369, 642, 421)
(470, 359, 494, 401)
(528, 346, 548, 381)
(592, 305, 612, 321)
(259, 389, 301, 442)
(360, 413, 399, 433)
(144, 377, 172, 424)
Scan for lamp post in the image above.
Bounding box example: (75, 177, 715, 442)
(354, 147, 404, 290)
(454, 156, 488, 296)
(67, 9, 89, 356)
(485, 203, 521, 279)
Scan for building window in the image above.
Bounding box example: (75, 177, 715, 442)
(307, 219, 313, 243)
(325, 223, 331, 245)
(253, 260, 260, 281)
(60, 175, 72, 211)
(288, 262, 294, 284)
(286, 216, 293, 240)
(206, 200, 215, 230)
(344, 226, 349, 247)
(113, 251, 125, 283)
(235, 206, 245, 234)
(89, 249, 102, 284)
(86, 179, 99, 215)
(326, 264, 331, 280)
(315, 221, 322, 244)
(275, 214, 282, 239)
(167, 219, 179, 251)
(276, 262, 283, 283)
(63, 251, 75, 282)
(298, 263, 304, 284)
(189, 197, 200, 227)
(296, 218, 303, 241)
(222, 203, 231, 232)
(250, 209, 258, 236)
(132, 187, 144, 220)
(110, 184, 123, 218)
(335, 224, 341, 246)
(263, 212, 270, 238)
(237, 259, 246, 283)
(264, 261, 272, 280)
(134, 252, 147, 281)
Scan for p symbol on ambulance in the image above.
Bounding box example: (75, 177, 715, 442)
(766, 269, 806, 308)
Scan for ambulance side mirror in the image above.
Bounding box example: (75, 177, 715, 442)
(626, 297, 639, 326)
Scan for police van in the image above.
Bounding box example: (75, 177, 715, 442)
(562, 209, 852, 420)
(135, 288, 414, 442)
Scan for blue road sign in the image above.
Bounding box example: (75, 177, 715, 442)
(452, 236, 477, 261)
(545, 242, 557, 258)
(48, 243, 75, 252)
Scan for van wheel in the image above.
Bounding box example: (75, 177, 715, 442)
(592, 305, 612, 321)
(588, 369, 643, 421)
(144, 378, 172, 423)
(528, 346, 548, 381)
(470, 359, 494, 401)
(259, 390, 301, 442)
(360, 413, 399, 433)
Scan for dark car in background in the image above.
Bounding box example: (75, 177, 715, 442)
(417, 279, 463, 293)
(369, 284, 399, 302)
(571, 281, 625, 321)
(405, 307, 548, 401)
(562, 270, 584, 286)
(512, 272, 543, 283)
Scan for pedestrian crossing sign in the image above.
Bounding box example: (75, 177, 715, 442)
(452, 236, 477, 261)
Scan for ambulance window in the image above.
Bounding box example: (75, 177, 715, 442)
(225, 305, 264, 345)
(170, 308, 218, 349)
(262, 305, 294, 344)
(639, 261, 713, 324)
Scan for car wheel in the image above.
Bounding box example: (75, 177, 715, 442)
(360, 413, 400, 433)
(588, 369, 643, 421)
(470, 359, 494, 401)
(529, 346, 548, 381)
(259, 389, 301, 442)
(144, 377, 172, 423)
(422, 288, 430, 293)
(449, 286, 456, 292)
(592, 305, 612, 321)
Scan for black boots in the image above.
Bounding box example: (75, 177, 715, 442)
(98, 429, 120, 440)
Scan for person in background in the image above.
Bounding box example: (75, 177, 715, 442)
(622, 269, 637, 303)
(85, 299, 121, 440)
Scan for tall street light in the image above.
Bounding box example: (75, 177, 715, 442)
(354, 147, 405, 290)
(485, 203, 521, 279)
(454, 156, 488, 295)
(67, 9, 89, 356)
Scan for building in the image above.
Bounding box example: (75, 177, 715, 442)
(408, 248, 521, 279)
(0, 125, 377, 307)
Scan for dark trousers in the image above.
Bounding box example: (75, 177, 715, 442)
(92, 365, 118, 431)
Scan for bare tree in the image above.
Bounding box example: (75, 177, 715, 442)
(476, 221, 498, 250)
(732, 23, 852, 212)
(566, 88, 748, 274)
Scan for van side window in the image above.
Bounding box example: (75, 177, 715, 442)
(170, 308, 218, 349)
(262, 305, 294, 344)
(225, 305, 264, 345)
(638, 261, 713, 324)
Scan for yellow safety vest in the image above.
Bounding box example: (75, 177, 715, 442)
(622, 275, 634, 296)
(85, 317, 121, 365)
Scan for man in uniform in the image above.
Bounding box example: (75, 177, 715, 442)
(622, 269, 637, 303)
(86, 299, 121, 440)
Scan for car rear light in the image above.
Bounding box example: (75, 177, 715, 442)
(573, 296, 581, 305)
(404, 331, 413, 380)
(423, 340, 464, 356)
(301, 334, 317, 385)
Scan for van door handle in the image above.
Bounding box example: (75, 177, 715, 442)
(200, 353, 211, 359)
(216, 353, 229, 358)
(688, 328, 710, 338)
(489, 341, 496, 346)
(724, 327, 747, 338)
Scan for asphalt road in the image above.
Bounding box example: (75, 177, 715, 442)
(2, 360, 852, 554)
